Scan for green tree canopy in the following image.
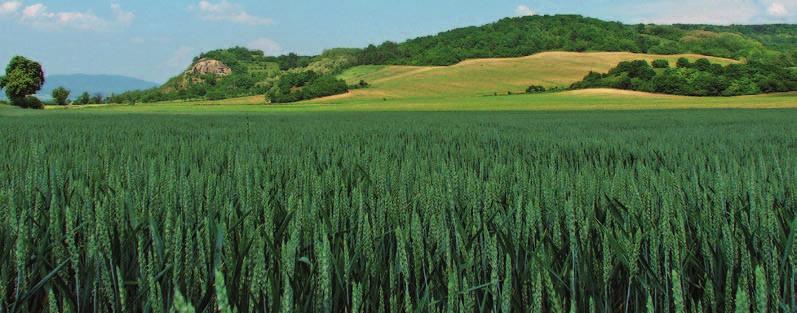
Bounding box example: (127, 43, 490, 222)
(52, 87, 70, 106)
(652, 59, 670, 68)
(571, 58, 797, 96)
(0, 56, 45, 107)
(91, 93, 104, 104)
(76, 92, 91, 105)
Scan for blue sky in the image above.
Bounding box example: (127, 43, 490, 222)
(1, 0, 795, 82)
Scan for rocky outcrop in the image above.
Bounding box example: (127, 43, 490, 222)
(190, 59, 232, 76)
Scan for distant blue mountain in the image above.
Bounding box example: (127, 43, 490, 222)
(33, 74, 159, 99)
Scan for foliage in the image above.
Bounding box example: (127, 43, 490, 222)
(1, 110, 796, 312)
(651, 59, 669, 68)
(609, 60, 657, 80)
(114, 47, 351, 104)
(267, 71, 348, 103)
(350, 80, 370, 90)
(526, 85, 546, 93)
(0, 56, 45, 107)
(109, 47, 283, 103)
(114, 17, 796, 104)
(673, 24, 797, 66)
(91, 93, 104, 104)
(355, 15, 797, 67)
(571, 58, 797, 96)
(194, 47, 305, 73)
(75, 92, 91, 105)
(51, 87, 70, 106)
(10, 95, 44, 109)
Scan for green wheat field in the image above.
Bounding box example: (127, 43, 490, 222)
(2, 108, 797, 312)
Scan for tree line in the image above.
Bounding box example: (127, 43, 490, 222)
(355, 15, 796, 67)
(570, 58, 797, 96)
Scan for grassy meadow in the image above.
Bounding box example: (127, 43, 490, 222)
(7, 89, 791, 113)
(332, 52, 738, 100)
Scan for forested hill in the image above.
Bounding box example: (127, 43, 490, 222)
(114, 15, 796, 104)
(357, 15, 797, 67)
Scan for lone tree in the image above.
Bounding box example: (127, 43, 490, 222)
(52, 87, 70, 105)
(91, 93, 103, 104)
(0, 56, 45, 108)
(76, 92, 90, 105)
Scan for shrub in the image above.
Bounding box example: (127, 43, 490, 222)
(652, 59, 670, 68)
(610, 60, 656, 80)
(349, 80, 370, 90)
(9, 95, 44, 109)
(526, 85, 546, 93)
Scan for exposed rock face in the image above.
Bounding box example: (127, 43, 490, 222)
(191, 59, 232, 76)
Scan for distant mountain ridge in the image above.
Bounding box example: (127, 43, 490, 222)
(39, 74, 159, 98)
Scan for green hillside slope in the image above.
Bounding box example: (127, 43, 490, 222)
(332, 52, 737, 100)
(117, 15, 795, 104)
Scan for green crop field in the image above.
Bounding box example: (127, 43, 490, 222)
(2, 108, 797, 312)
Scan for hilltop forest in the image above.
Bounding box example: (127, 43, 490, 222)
(106, 15, 797, 104)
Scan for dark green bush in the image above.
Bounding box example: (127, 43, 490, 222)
(652, 59, 669, 68)
(526, 85, 546, 93)
(9, 96, 44, 109)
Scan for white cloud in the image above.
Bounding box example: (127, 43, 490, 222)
(247, 37, 282, 55)
(112, 3, 134, 26)
(515, 5, 536, 17)
(0, 1, 21, 15)
(768, 2, 789, 16)
(20, 4, 105, 30)
(195, 0, 271, 26)
(21, 3, 44, 18)
(15, 3, 134, 31)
